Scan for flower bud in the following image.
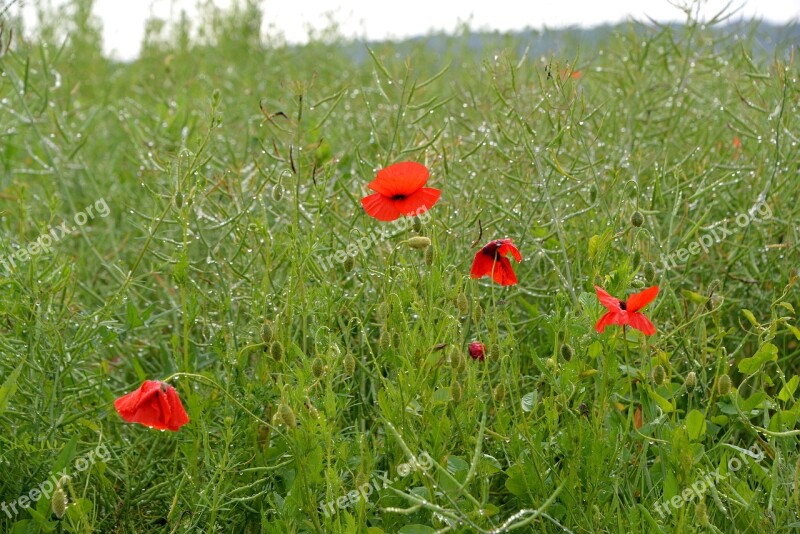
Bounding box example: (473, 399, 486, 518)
(407, 236, 431, 250)
(450, 381, 463, 402)
(275, 402, 296, 428)
(560, 343, 574, 361)
(643, 262, 656, 283)
(469, 341, 486, 361)
(269, 340, 284, 362)
(651, 365, 666, 386)
(472, 301, 484, 323)
(424, 245, 434, 265)
(344, 254, 355, 272)
(311, 357, 325, 378)
(493, 383, 506, 402)
(716, 374, 732, 396)
(51, 487, 67, 519)
(631, 211, 644, 227)
(379, 329, 392, 350)
(344, 352, 356, 375)
(684, 371, 698, 391)
(272, 183, 283, 202)
(455, 292, 469, 316)
(260, 320, 274, 344)
(489, 343, 501, 361)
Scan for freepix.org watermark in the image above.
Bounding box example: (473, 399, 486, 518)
(659, 200, 772, 272)
(0, 198, 110, 273)
(319, 206, 431, 272)
(653, 442, 765, 519)
(318, 451, 433, 518)
(1, 442, 110, 519)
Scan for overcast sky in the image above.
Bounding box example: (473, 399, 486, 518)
(15, 0, 800, 60)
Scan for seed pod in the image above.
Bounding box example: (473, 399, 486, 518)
(379, 329, 392, 350)
(450, 381, 463, 402)
(493, 383, 506, 402)
(560, 344, 574, 361)
(344, 255, 355, 272)
(311, 357, 325, 378)
(631, 211, 644, 227)
(643, 262, 656, 283)
(275, 402, 297, 428)
(408, 236, 431, 250)
(412, 216, 423, 234)
(716, 374, 732, 396)
(455, 292, 469, 316)
(269, 340, 284, 362)
(344, 352, 356, 375)
(260, 320, 274, 344)
(651, 365, 667, 386)
(424, 245, 434, 266)
(684, 371, 698, 391)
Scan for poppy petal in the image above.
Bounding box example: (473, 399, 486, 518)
(497, 240, 522, 262)
(626, 286, 659, 313)
(114, 380, 189, 432)
(470, 250, 495, 278)
(165, 387, 190, 430)
(391, 187, 441, 217)
(595, 311, 625, 333)
(368, 161, 429, 197)
(490, 257, 518, 286)
(360, 192, 404, 221)
(594, 286, 620, 311)
(627, 312, 656, 336)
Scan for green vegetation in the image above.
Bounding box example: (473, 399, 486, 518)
(1, 1, 799, 532)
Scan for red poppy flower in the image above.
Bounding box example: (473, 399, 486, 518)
(360, 161, 441, 222)
(470, 239, 522, 286)
(114, 380, 190, 431)
(469, 341, 486, 361)
(594, 285, 659, 336)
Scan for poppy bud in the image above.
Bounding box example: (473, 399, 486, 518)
(379, 329, 392, 350)
(260, 320, 274, 344)
(448, 347, 464, 372)
(272, 183, 283, 202)
(493, 383, 506, 402)
(631, 211, 644, 227)
(377, 302, 390, 323)
(355, 471, 369, 488)
(489, 343, 501, 361)
(51, 486, 68, 519)
(311, 357, 325, 378)
(455, 292, 469, 316)
(174, 191, 183, 208)
(632, 250, 641, 269)
(472, 301, 484, 323)
(651, 365, 666, 386)
(424, 245, 434, 266)
(631, 279, 645, 288)
(560, 343, 574, 361)
(469, 341, 486, 361)
(343, 255, 355, 272)
(716, 374, 732, 396)
(450, 381, 463, 402)
(269, 340, 284, 362)
(643, 262, 656, 283)
(695, 501, 709, 527)
(412, 216, 423, 234)
(275, 402, 296, 428)
(344, 352, 356, 375)
(684, 371, 698, 391)
(407, 236, 431, 250)
(589, 185, 597, 203)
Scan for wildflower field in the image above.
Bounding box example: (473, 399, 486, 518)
(1, 1, 800, 532)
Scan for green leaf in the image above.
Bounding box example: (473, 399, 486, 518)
(682, 289, 707, 304)
(738, 343, 778, 374)
(779, 376, 800, 402)
(646, 386, 675, 413)
(685, 410, 707, 440)
(787, 324, 800, 340)
(587, 341, 603, 359)
(521, 391, 537, 412)
(0, 362, 24, 415)
(741, 309, 760, 327)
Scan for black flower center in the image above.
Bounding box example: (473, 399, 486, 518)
(619, 300, 627, 310)
(391, 194, 407, 200)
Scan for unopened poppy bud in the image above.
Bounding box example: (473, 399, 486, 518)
(379, 329, 392, 350)
(272, 183, 283, 202)
(545, 357, 558, 371)
(493, 383, 506, 402)
(344, 352, 356, 375)
(311, 357, 325, 378)
(344, 255, 355, 272)
(455, 292, 469, 316)
(355, 472, 369, 488)
(450, 381, 463, 402)
(695, 501, 709, 527)
(472, 301, 484, 322)
(412, 216, 423, 234)
(174, 191, 183, 208)
(407, 236, 431, 250)
(275, 402, 296, 428)
(424, 245, 434, 266)
(716, 374, 732, 396)
(651, 365, 666, 386)
(643, 262, 656, 283)
(632, 250, 641, 269)
(448, 347, 463, 372)
(631, 279, 645, 288)
(260, 320, 274, 344)
(684, 371, 698, 391)
(51, 487, 67, 519)
(377, 302, 389, 322)
(560, 344, 574, 361)
(469, 341, 486, 361)
(270, 340, 284, 362)
(489, 343, 501, 361)
(631, 211, 644, 227)
(589, 185, 597, 203)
